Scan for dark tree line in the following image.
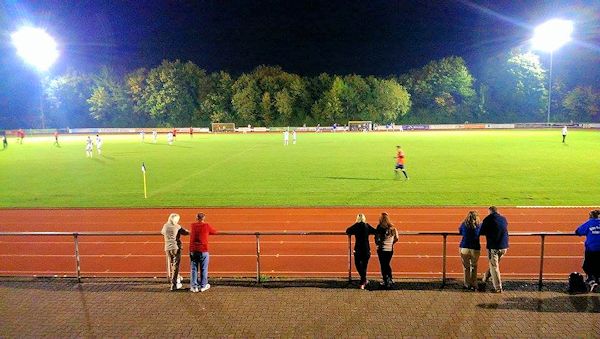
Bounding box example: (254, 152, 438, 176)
(36, 49, 599, 128)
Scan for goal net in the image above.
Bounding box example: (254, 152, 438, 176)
(348, 121, 372, 131)
(211, 123, 235, 133)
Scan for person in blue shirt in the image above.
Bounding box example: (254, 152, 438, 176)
(459, 211, 481, 291)
(575, 209, 600, 292)
(479, 206, 509, 293)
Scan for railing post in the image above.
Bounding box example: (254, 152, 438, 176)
(256, 233, 261, 283)
(73, 233, 81, 283)
(347, 235, 352, 282)
(538, 234, 546, 291)
(442, 233, 448, 287)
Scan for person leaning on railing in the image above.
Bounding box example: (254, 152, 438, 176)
(346, 213, 377, 290)
(575, 209, 600, 292)
(189, 213, 218, 293)
(161, 213, 189, 291)
(458, 211, 481, 291)
(479, 206, 509, 293)
(375, 212, 399, 289)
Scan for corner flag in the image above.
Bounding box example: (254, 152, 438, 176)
(142, 162, 147, 198)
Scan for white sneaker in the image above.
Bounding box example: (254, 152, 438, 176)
(176, 282, 183, 289)
(190, 287, 199, 293)
(200, 284, 211, 292)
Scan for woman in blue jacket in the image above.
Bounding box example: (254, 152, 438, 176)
(575, 209, 600, 292)
(459, 211, 481, 291)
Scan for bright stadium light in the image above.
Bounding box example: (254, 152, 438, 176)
(531, 19, 573, 124)
(11, 26, 59, 72)
(532, 19, 573, 52)
(11, 26, 59, 129)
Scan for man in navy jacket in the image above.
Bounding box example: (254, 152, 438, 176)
(479, 206, 509, 293)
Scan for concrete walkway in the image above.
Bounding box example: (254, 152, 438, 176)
(1, 278, 598, 338)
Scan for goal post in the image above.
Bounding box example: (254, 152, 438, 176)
(348, 120, 372, 131)
(211, 122, 235, 133)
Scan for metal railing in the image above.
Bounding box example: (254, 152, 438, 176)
(0, 231, 581, 290)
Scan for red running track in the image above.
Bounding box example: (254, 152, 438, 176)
(0, 207, 594, 280)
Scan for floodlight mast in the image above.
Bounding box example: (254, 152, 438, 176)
(531, 19, 573, 125)
(11, 27, 59, 128)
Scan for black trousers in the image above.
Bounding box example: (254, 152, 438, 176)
(583, 250, 600, 281)
(377, 250, 394, 282)
(354, 252, 370, 284)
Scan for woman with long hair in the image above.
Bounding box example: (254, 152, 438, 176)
(346, 213, 377, 289)
(375, 212, 399, 289)
(459, 210, 481, 291)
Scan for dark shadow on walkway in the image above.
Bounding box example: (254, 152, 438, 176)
(478, 295, 600, 313)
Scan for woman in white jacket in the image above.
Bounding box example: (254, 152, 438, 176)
(161, 213, 189, 291)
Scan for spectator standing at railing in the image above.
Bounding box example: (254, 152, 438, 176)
(346, 213, 377, 289)
(189, 213, 218, 293)
(458, 211, 481, 291)
(479, 206, 509, 293)
(575, 209, 600, 292)
(161, 213, 189, 291)
(375, 212, 399, 289)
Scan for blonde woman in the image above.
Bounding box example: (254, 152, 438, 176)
(161, 213, 189, 291)
(346, 213, 377, 289)
(459, 211, 481, 291)
(375, 212, 399, 289)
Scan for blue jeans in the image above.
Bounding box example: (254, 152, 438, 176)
(190, 252, 210, 289)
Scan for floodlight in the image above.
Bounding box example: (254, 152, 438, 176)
(531, 19, 573, 52)
(11, 27, 59, 72)
(531, 19, 574, 124)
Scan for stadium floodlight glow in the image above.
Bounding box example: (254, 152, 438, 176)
(531, 19, 573, 52)
(11, 27, 59, 72)
(531, 19, 573, 125)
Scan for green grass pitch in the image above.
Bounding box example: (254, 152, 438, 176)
(0, 129, 598, 208)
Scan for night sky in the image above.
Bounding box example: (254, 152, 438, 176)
(1, 0, 599, 121)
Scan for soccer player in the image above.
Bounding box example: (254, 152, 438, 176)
(2, 134, 7, 149)
(189, 126, 193, 138)
(140, 130, 145, 142)
(562, 125, 568, 143)
(152, 130, 158, 143)
(17, 129, 24, 144)
(95, 134, 103, 155)
(283, 130, 289, 146)
(394, 145, 409, 180)
(292, 130, 297, 144)
(172, 128, 177, 140)
(167, 131, 174, 145)
(86, 136, 93, 157)
(53, 130, 59, 146)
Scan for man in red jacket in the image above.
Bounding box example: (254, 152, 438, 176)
(189, 213, 218, 292)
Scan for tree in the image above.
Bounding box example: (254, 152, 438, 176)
(87, 67, 132, 126)
(45, 70, 94, 127)
(231, 65, 307, 126)
(143, 60, 207, 126)
(563, 86, 600, 122)
(202, 71, 235, 123)
(124, 68, 152, 126)
(372, 78, 411, 123)
(399, 56, 476, 123)
(480, 49, 547, 122)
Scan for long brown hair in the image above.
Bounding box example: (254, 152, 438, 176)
(463, 211, 480, 229)
(379, 212, 396, 235)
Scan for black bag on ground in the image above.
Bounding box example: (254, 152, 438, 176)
(568, 272, 587, 294)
